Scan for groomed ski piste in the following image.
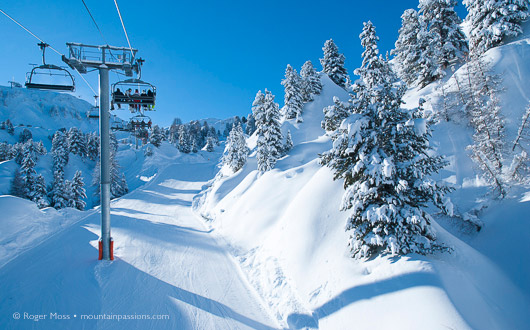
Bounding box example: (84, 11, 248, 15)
(1, 25, 530, 330)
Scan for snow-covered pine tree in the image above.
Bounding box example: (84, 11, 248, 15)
(19, 128, 33, 144)
(354, 21, 390, 89)
(10, 169, 26, 198)
(419, 0, 468, 67)
(392, 9, 422, 86)
(32, 174, 49, 209)
(50, 172, 69, 209)
(5, 119, 14, 135)
(245, 114, 257, 135)
(68, 170, 86, 211)
(416, 16, 445, 87)
(0, 142, 11, 162)
(253, 90, 283, 172)
(52, 130, 69, 172)
(300, 60, 323, 102)
(320, 39, 348, 88)
(67, 127, 88, 157)
(205, 136, 216, 152)
(191, 139, 199, 153)
(322, 96, 352, 132)
(149, 125, 163, 147)
(19, 149, 37, 199)
(464, 0, 530, 55)
(284, 130, 293, 153)
(222, 123, 249, 172)
(465, 56, 507, 197)
(263, 90, 283, 159)
(87, 132, 99, 161)
(177, 125, 191, 153)
(281, 64, 305, 122)
(321, 23, 451, 259)
(10, 143, 24, 165)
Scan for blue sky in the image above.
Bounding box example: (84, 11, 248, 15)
(0, 0, 468, 126)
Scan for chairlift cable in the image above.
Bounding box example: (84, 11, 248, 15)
(81, 0, 108, 45)
(113, 0, 134, 59)
(0, 8, 62, 56)
(79, 0, 121, 81)
(0, 7, 98, 95)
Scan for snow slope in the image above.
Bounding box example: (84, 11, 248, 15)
(0, 86, 98, 146)
(196, 58, 530, 329)
(0, 147, 278, 330)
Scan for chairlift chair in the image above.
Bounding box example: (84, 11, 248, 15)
(112, 78, 156, 108)
(111, 121, 124, 131)
(25, 42, 75, 92)
(87, 95, 99, 119)
(129, 114, 152, 130)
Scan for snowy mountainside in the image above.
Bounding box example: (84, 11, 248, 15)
(195, 46, 530, 329)
(0, 86, 98, 145)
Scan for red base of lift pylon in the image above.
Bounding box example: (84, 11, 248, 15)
(98, 238, 114, 260)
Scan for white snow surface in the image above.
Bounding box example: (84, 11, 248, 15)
(0, 147, 278, 330)
(1, 32, 530, 330)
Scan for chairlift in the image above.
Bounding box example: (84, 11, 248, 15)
(111, 78, 156, 108)
(8, 81, 22, 88)
(111, 121, 124, 131)
(129, 114, 152, 130)
(25, 42, 75, 92)
(87, 95, 99, 119)
(136, 128, 149, 140)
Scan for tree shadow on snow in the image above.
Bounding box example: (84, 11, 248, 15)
(286, 272, 442, 329)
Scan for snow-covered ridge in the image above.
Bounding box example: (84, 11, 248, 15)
(0, 86, 97, 135)
(195, 36, 530, 328)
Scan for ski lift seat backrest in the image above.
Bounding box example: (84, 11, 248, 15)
(25, 64, 75, 92)
(112, 79, 156, 105)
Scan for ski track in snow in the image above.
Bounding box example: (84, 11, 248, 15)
(0, 160, 279, 330)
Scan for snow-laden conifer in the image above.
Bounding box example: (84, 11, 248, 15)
(87, 132, 99, 161)
(300, 60, 322, 102)
(419, 0, 468, 67)
(67, 127, 87, 157)
(0, 142, 11, 162)
(32, 174, 49, 209)
(322, 96, 352, 132)
(150, 125, 163, 147)
(223, 123, 249, 172)
(320, 39, 348, 88)
(392, 9, 422, 86)
(52, 130, 69, 172)
(321, 23, 451, 258)
(416, 16, 445, 87)
(50, 172, 69, 209)
(282, 64, 305, 122)
(254, 90, 283, 173)
(354, 21, 394, 89)
(68, 171, 86, 210)
(284, 130, 293, 153)
(464, 0, 530, 55)
(177, 125, 191, 153)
